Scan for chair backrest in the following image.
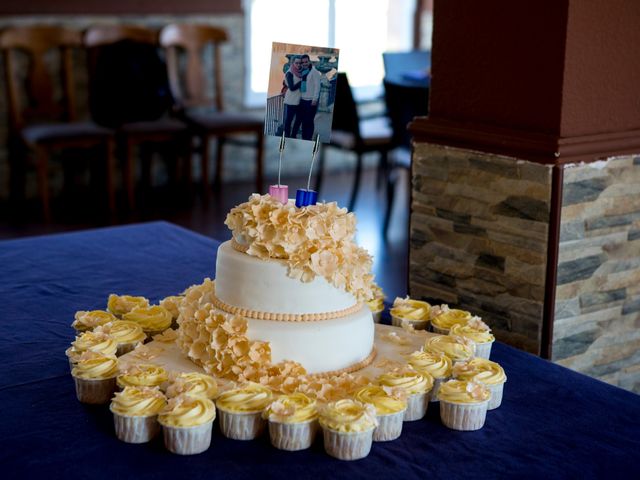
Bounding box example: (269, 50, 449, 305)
(330, 72, 362, 143)
(382, 50, 430, 85)
(383, 79, 429, 148)
(0, 25, 81, 132)
(83, 25, 173, 127)
(159, 24, 228, 111)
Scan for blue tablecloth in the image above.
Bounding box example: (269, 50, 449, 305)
(1, 221, 639, 479)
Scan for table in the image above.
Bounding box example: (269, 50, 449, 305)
(2, 221, 639, 479)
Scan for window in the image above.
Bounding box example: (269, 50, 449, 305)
(244, 0, 417, 107)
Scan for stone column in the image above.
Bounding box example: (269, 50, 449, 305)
(409, 0, 640, 392)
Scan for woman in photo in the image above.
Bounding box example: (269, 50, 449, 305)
(282, 55, 303, 138)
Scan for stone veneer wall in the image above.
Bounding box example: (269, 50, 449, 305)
(553, 155, 640, 393)
(410, 143, 553, 354)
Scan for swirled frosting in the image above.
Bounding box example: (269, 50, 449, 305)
(110, 386, 166, 417)
(215, 383, 273, 413)
(354, 385, 407, 415)
(159, 394, 216, 427)
(71, 331, 118, 357)
(123, 306, 172, 332)
(117, 363, 168, 389)
(453, 358, 507, 385)
(449, 318, 495, 344)
(437, 380, 491, 404)
(95, 320, 146, 345)
(166, 372, 218, 400)
(263, 393, 318, 423)
(71, 351, 119, 379)
(407, 350, 452, 379)
(377, 369, 433, 395)
(390, 296, 431, 321)
(366, 284, 385, 313)
(319, 399, 378, 433)
(430, 306, 472, 330)
(72, 310, 117, 331)
(107, 294, 150, 317)
(424, 335, 476, 362)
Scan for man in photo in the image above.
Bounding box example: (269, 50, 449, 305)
(293, 54, 322, 140)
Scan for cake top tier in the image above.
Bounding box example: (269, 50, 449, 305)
(225, 194, 375, 302)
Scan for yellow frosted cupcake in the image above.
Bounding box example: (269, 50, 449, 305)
(95, 320, 146, 356)
(71, 310, 117, 333)
(424, 335, 476, 364)
(107, 294, 150, 317)
(110, 386, 166, 443)
(366, 285, 385, 323)
(123, 305, 172, 337)
(263, 393, 319, 451)
(216, 383, 273, 440)
(377, 369, 433, 421)
(319, 399, 378, 461)
(67, 331, 118, 370)
(158, 394, 216, 455)
(354, 385, 407, 441)
(449, 317, 495, 359)
(430, 305, 472, 334)
(390, 296, 431, 330)
(117, 363, 169, 390)
(438, 380, 491, 431)
(166, 372, 218, 400)
(407, 350, 453, 402)
(452, 358, 506, 410)
(160, 295, 184, 329)
(71, 351, 119, 404)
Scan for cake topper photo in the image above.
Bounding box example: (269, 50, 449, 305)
(265, 42, 339, 143)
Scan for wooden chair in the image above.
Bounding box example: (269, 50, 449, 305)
(159, 24, 264, 193)
(84, 25, 190, 210)
(1, 25, 116, 222)
(315, 72, 394, 211)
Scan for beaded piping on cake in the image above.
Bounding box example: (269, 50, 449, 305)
(212, 294, 362, 322)
(307, 347, 377, 379)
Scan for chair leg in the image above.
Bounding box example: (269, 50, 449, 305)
(383, 168, 396, 237)
(35, 146, 51, 223)
(124, 138, 135, 211)
(105, 138, 116, 218)
(214, 137, 225, 189)
(314, 147, 327, 194)
(201, 135, 210, 192)
(377, 150, 389, 191)
(255, 129, 264, 193)
(348, 153, 363, 211)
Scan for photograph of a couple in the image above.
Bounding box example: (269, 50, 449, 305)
(265, 42, 339, 143)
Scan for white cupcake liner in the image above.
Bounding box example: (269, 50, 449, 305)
(391, 315, 429, 330)
(404, 391, 429, 421)
(430, 325, 450, 335)
(74, 375, 117, 404)
(161, 420, 213, 455)
(111, 409, 160, 443)
(440, 399, 489, 431)
(429, 377, 450, 403)
(218, 409, 266, 440)
(487, 382, 505, 410)
(474, 340, 494, 359)
(373, 409, 405, 442)
(116, 341, 140, 357)
(268, 419, 318, 451)
(322, 427, 375, 461)
(371, 311, 382, 324)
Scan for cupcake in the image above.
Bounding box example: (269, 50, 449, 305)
(390, 296, 431, 330)
(449, 317, 495, 359)
(160, 295, 184, 329)
(71, 351, 119, 404)
(117, 363, 169, 390)
(406, 350, 453, 402)
(216, 383, 273, 440)
(166, 372, 218, 400)
(123, 305, 172, 338)
(71, 310, 117, 333)
(430, 305, 472, 334)
(437, 380, 491, 431)
(263, 392, 319, 451)
(67, 331, 118, 370)
(319, 399, 378, 461)
(354, 385, 407, 441)
(110, 386, 166, 443)
(377, 369, 433, 421)
(95, 320, 146, 356)
(366, 285, 385, 323)
(424, 335, 476, 364)
(107, 294, 150, 317)
(158, 394, 216, 455)
(452, 358, 506, 410)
